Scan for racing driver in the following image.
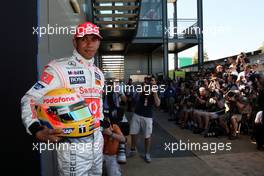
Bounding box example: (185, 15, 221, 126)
(21, 21, 105, 175)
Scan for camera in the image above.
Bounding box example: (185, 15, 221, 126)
(227, 91, 235, 98)
(248, 72, 257, 82)
(225, 90, 240, 100)
(100, 118, 110, 129)
(223, 73, 229, 79)
(117, 142, 127, 164)
(239, 84, 251, 96)
(198, 80, 205, 87)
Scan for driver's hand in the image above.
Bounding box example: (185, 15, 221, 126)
(35, 126, 62, 143)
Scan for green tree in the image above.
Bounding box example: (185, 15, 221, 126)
(192, 51, 209, 64)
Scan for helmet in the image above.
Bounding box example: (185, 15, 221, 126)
(35, 88, 95, 137)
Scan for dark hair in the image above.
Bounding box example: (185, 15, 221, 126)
(240, 52, 246, 57)
(230, 74, 238, 82)
(144, 77, 151, 84)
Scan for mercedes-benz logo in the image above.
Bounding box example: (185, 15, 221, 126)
(68, 61, 76, 66)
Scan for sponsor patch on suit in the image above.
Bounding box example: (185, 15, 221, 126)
(95, 72, 101, 80)
(69, 76, 86, 84)
(95, 79, 101, 86)
(95, 72, 101, 86)
(41, 71, 54, 85)
(68, 70, 84, 75)
(33, 82, 45, 90)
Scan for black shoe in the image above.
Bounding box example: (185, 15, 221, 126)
(193, 128, 203, 134)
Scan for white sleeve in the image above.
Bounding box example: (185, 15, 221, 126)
(255, 111, 263, 124)
(21, 66, 62, 135)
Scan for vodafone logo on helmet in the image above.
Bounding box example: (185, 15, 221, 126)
(43, 96, 76, 104)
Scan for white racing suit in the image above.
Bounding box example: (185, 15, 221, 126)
(21, 49, 104, 176)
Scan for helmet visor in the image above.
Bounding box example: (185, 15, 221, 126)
(50, 101, 92, 122)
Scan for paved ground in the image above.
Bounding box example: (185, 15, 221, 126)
(122, 110, 264, 176)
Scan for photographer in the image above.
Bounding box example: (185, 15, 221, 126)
(125, 78, 134, 112)
(237, 64, 252, 86)
(253, 73, 264, 150)
(164, 80, 176, 118)
(228, 64, 238, 76)
(216, 65, 224, 79)
(129, 76, 160, 163)
(203, 89, 228, 137)
(208, 74, 221, 91)
(256, 73, 264, 111)
(236, 52, 249, 73)
(192, 87, 209, 134)
(179, 87, 196, 129)
(226, 74, 239, 91)
(225, 90, 246, 139)
(213, 66, 225, 87)
(254, 110, 264, 150)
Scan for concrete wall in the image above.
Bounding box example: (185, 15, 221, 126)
(152, 49, 163, 74)
(38, 0, 86, 75)
(124, 50, 163, 81)
(37, 1, 86, 175)
(124, 53, 148, 81)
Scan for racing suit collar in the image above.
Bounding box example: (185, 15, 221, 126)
(73, 49, 94, 66)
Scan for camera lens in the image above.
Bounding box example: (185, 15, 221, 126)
(227, 92, 234, 97)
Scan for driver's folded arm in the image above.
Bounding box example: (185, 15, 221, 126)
(21, 66, 62, 136)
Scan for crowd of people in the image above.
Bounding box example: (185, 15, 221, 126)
(155, 52, 264, 149)
(101, 52, 264, 175)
